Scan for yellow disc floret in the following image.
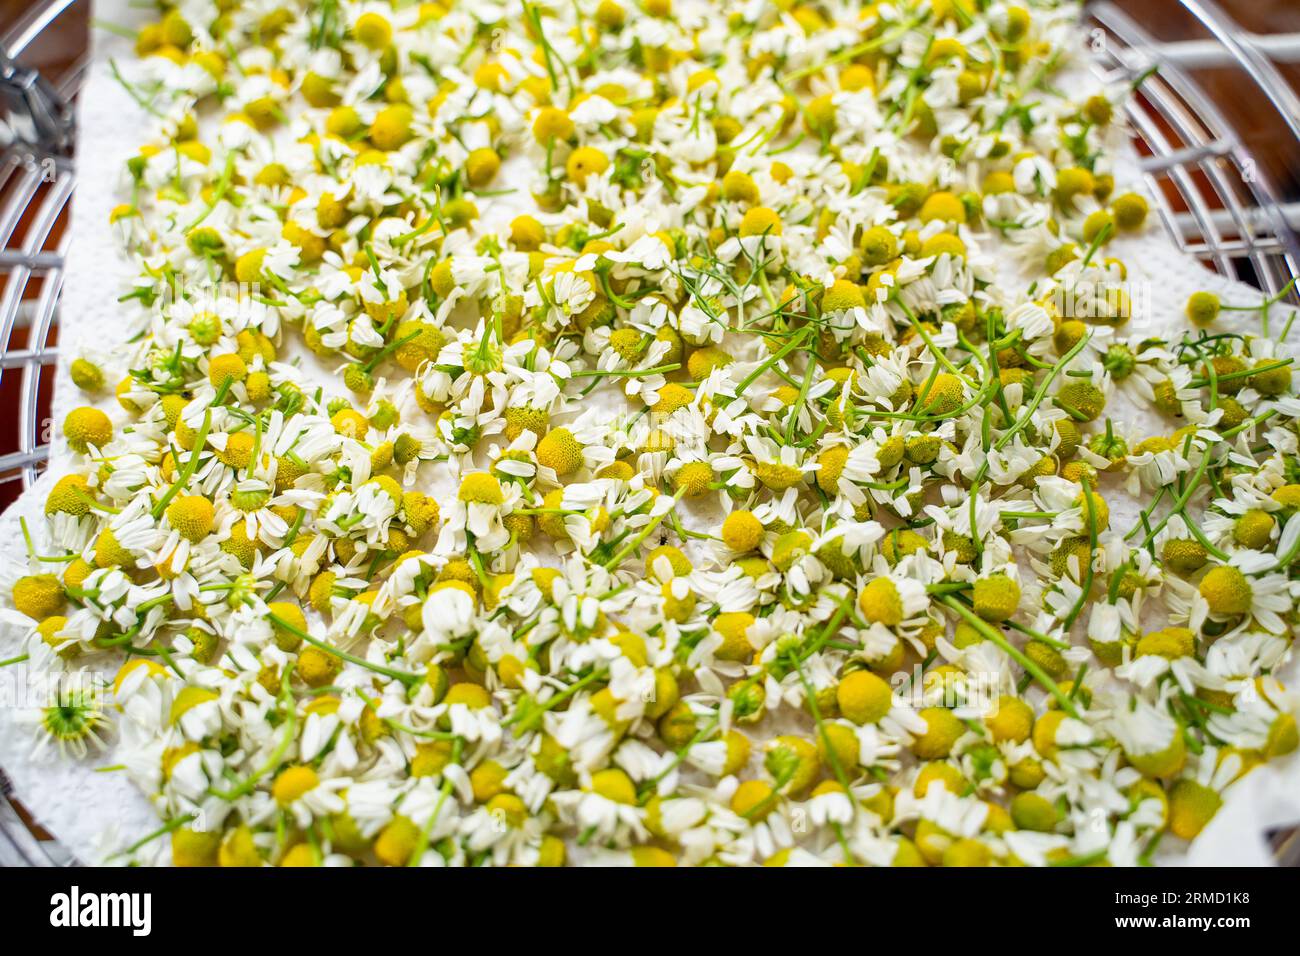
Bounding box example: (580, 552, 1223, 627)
(730, 779, 776, 819)
(171, 828, 220, 867)
(860, 225, 899, 265)
(63, 406, 113, 453)
(459, 472, 504, 505)
(1112, 192, 1148, 230)
(672, 461, 714, 498)
(273, 765, 319, 805)
(1186, 291, 1220, 326)
(917, 372, 965, 416)
(374, 816, 419, 866)
(208, 352, 248, 390)
(1168, 779, 1221, 840)
(1251, 359, 1292, 397)
(911, 707, 965, 759)
(70, 358, 105, 392)
(713, 611, 755, 662)
(1010, 792, 1059, 832)
(721, 169, 759, 204)
(1125, 732, 1186, 779)
(45, 474, 93, 516)
(739, 206, 782, 237)
(918, 190, 967, 224)
(536, 428, 584, 477)
(837, 670, 893, 725)
(533, 107, 574, 143)
(1233, 509, 1275, 550)
(353, 12, 393, 49)
(590, 767, 636, 804)
(722, 510, 763, 552)
(1199, 565, 1252, 616)
(859, 577, 904, 626)
(1162, 538, 1208, 575)
(985, 696, 1033, 743)
(297, 646, 341, 687)
(465, 147, 501, 187)
(973, 574, 1020, 622)
(822, 279, 865, 313)
(369, 103, 413, 150)
(13, 574, 66, 620)
(565, 146, 609, 186)
(166, 495, 215, 542)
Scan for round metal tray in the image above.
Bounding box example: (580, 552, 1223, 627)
(0, 0, 1296, 866)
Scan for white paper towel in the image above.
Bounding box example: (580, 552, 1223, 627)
(0, 0, 1297, 865)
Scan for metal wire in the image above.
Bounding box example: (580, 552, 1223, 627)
(0, 0, 1297, 865)
(2, 0, 82, 59)
(1090, 2, 1300, 302)
(0, 0, 81, 492)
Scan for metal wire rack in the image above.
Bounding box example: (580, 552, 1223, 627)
(0, 0, 1297, 866)
(0, 0, 80, 501)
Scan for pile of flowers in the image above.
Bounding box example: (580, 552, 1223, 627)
(2, 0, 1298, 866)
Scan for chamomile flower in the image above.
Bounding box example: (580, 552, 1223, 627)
(27, 680, 112, 759)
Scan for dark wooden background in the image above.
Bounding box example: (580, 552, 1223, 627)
(0, 0, 1296, 511)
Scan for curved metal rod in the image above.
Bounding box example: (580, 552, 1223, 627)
(0, 165, 67, 368)
(1091, 1, 1300, 294)
(1134, 53, 1288, 296)
(1180, 0, 1300, 144)
(21, 271, 67, 484)
(0, 0, 83, 60)
(1153, 34, 1300, 67)
(0, 161, 42, 248)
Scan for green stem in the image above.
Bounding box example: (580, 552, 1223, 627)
(602, 489, 685, 570)
(941, 596, 1080, 718)
(268, 611, 421, 687)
